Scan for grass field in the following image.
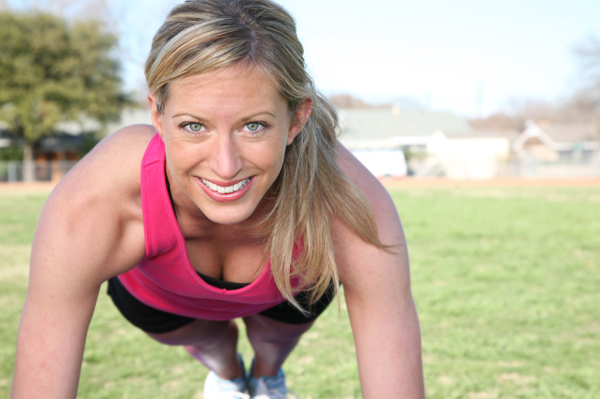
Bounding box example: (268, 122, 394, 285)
(0, 185, 598, 398)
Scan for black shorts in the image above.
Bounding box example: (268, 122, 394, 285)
(107, 276, 336, 334)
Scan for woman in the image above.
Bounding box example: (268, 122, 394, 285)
(11, 0, 424, 398)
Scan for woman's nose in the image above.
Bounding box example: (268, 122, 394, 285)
(208, 133, 243, 180)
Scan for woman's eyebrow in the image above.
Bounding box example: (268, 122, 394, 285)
(171, 111, 278, 120)
(172, 113, 205, 120)
(241, 111, 277, 120)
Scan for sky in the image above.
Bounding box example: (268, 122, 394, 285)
(6, 0, 600, 118)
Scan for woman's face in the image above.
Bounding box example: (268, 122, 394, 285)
(149, 63, 312, 225)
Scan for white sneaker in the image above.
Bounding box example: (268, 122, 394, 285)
(247, 367, 299, 399)
(203, 355, 249, 399)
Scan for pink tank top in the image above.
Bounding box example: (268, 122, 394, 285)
(117, 134, 295, 320)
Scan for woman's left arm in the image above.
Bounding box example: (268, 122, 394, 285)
(334, 144, 425, 398)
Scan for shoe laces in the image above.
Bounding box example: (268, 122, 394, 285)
(206, 368, 249, 399)
(252, 378, 299, 399)
(217, 391, 250, 399)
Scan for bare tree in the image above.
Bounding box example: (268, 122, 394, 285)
(328, 94, 373, 109)
(566, 35, 600, 125)
(471, 35, 600, 131)
(575, 35, 600, 83)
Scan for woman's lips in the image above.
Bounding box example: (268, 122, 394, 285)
(196, 176, 254, 202)
(201, 177, 250, 193)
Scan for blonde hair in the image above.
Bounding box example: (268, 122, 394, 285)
(146, 0, 389, 312)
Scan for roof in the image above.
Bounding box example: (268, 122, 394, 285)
(37, 133, 86, 153)
(55, 117, 101, 135)
(337, 108, 472, 141)
(514, 122, 556, 152)
(539, 124, 599, 144)
(513, 121, 600, 153)
(463, 129, 520, 143)
(106, 108, 152, 133)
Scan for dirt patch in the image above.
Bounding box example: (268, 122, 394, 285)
(0, 182, 56, 194)
(380, 177, 600, 187)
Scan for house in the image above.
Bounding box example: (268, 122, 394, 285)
(337, 107, 511, 179)
(426, 130, 511, 179)
(511, 121, 599, 177)
(337, 106, 471, 151)
(514, 121, 599, 159)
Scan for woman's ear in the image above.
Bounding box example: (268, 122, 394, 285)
(287, 98, 313, 145)
(147, 92, 164, 138)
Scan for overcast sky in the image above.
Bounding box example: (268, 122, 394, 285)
(7, 0, 600, 117)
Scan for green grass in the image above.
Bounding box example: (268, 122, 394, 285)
(0, 186, 598, 398)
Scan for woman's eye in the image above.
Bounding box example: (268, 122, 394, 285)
(246, 122, 262, 132)
(187, 123, 204, 132)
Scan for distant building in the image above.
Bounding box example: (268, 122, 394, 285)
(105, 108, 152, 133)
(514, 121, 599, 159)
(337, 107, 511, 179)
(512, 121, 599, 177)
(337, 106, 471, 151)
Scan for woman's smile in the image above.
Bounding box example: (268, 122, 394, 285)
(200, 177, 251, 194)
(196, 176, 254, 203)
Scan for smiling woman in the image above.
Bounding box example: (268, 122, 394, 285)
(10, 1, 424, 399)
(152, 65, 307, 226)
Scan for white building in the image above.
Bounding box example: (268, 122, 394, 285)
(337, 107, 511, 179)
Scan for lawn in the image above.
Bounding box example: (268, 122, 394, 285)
(0, 185, 598, 398)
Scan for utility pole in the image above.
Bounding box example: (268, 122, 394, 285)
(476, 82, 484, 120)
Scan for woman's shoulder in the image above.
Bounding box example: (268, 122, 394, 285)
(334, 141, 397, 221)
(48, 124, 157, 225)
(60, 124, 156, 194)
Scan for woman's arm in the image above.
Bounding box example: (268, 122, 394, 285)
(10, 126, 152, 399)
(334, 144, 425, 398)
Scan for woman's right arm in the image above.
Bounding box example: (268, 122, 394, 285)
(10, 126, 154, 399)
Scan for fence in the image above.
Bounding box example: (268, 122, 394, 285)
(499, 152, 600, 178)
(1, 156, 598, 183)
(0, 160, 78, 183)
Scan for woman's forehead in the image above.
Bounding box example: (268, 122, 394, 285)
(167, 64, 285, 108)
(173, 63, 274, 93)
(165, 64, 287, 115)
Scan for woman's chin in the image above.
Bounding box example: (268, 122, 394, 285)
(201, 206, 256, 226)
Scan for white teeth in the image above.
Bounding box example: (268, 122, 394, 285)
(201, 178, 250, 194)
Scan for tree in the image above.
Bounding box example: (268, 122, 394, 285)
(328, 94, 374, 109)
(564, 35, 600, 128)
(470, 36, 600, 132)
(0, 11, 129, 180)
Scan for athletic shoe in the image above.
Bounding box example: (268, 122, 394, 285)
(203, 354, 249, 399)
(247, 363, 299, 399)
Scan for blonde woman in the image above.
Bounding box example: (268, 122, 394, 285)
(11, 0, 424, 398)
